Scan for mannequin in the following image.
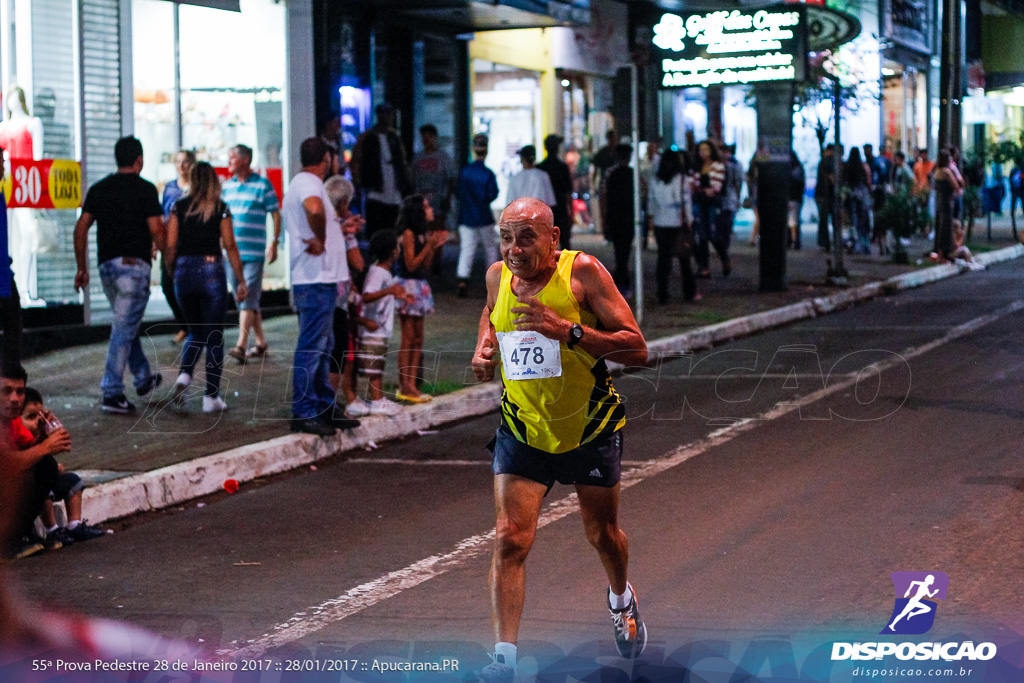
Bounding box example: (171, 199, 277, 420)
(0, 85, 44, 304)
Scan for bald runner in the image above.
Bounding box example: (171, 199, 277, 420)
(472, 198, 649, 681)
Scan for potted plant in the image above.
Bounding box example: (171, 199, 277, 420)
(877, 188, 930, 264)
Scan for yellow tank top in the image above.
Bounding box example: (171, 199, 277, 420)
(490, 250, 625, 454)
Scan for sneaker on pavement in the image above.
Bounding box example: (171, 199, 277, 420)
(101, 395, 136, 414)
(608, 583, 648, 659)
(136, 372, 163, 401)
(66, 522, 106, 543)
(37, 531, 63, 551)
(289, 417, 336, 437)
(172, 373, 191, 407)
(477, 653, 515, 682)
(203, 395, 228, 413)
(49, 527, 76, 548)
(369, 398, 402, 417)
(325, 410, 360, 430)
(345, 398, 371, 418)
(4, 537, 45, 560)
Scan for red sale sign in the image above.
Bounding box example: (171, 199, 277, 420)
(2, 159, 83, 209)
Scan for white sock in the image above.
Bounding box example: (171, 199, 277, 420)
(494, 642, 517, 671)
(67, 520, 81, 529)
(46, 525, 58, 534)
(609, 584, 633, 610)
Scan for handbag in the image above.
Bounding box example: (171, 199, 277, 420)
(675, 226, 693, 259)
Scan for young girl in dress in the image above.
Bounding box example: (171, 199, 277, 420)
(395, 195, 448, 403)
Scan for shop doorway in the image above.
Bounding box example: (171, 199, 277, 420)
(471, 59, 541, 210)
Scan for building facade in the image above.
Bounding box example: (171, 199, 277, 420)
(0, 0, 315, 321)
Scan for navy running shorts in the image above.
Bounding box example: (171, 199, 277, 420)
(488, 425, 622, 492)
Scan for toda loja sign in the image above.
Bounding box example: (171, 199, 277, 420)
(2, 159, 82, 209)
(651, 7, 808, 88)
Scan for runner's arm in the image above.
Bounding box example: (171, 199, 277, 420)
(568, 254, 646, 366)
(510, 254, 646, 367)
(472, 261, 503, 382)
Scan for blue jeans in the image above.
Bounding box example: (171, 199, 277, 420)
(99, 258, 154, 399)
(174, 256, 228, 397)
(694, 199, 719, 271)
(292, 283, 338, 420)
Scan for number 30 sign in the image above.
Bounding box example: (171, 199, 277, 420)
(2, 159, 82, 209)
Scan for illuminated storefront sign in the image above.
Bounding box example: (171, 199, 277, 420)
(652, 7, 807, 88)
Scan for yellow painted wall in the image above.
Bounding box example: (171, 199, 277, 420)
(469, 28, 558, 148)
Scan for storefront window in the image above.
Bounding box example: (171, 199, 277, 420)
(132, 0, 287, 291)
(472, 59, 541, 209)
(132, 0, 175, 187)
(1, 0, 81, 307)
(178, 1, 285, 169)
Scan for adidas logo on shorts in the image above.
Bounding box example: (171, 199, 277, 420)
(589, 468, 602, 477)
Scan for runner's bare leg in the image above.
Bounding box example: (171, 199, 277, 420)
(491, 474, 547, 643)
(577, 483, 628, 595)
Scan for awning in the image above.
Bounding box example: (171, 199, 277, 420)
(337, 0, 590, 31)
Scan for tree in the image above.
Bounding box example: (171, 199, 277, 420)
(795, 38, 881, 152)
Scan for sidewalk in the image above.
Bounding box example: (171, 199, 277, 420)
(23, 216, 1020, 522)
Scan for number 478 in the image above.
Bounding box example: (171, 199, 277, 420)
(510, 346, 544, 366)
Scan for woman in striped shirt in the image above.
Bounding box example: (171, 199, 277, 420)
(690, 140, 726, 279)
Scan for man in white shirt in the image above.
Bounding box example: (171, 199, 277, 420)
(283, 138, 360, 436)
(505, 145, 556, 208)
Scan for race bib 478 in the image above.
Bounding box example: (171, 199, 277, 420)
(496, 330, 562, 380)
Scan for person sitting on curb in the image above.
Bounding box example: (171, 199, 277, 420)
(21, 387, 106, 548)
(0, 364, 73, 559)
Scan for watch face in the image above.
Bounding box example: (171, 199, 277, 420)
(571, 324, 584, 342)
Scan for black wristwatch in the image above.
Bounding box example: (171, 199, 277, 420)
(567, 323, 585, 349)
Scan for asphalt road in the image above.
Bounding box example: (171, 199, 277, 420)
(11, 260, 1024, 682)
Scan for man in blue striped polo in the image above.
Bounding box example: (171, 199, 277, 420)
(222, 144, 281, 362)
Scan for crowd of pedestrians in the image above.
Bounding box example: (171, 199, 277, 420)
(814, 141, 973, 263)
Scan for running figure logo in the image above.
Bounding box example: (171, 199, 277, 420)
(881, 572, 949, 635)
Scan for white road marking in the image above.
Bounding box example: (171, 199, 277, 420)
(343, 458, 652, 467)
(223, 301, 1024, 658)
(344, 458, 491, 466)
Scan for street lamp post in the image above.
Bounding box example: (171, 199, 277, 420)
(828, 76, 848, 284)
(631, 62, 644, 325)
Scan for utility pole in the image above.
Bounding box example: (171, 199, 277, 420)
(828, 77, 848, 284)
(938, 0, 965, 150)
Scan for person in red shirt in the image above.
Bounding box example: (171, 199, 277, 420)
(0, 364, 72, 559)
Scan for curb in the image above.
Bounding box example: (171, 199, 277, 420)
(82, 244, 1024, 524)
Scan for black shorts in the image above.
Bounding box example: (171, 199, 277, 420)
(50, 471, 84, 501)
(488, 425, 623, 493)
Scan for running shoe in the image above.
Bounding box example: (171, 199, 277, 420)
(203, 395, 229, 413)
(289, 417, 336, 437)
(49, 527, 76, 548)
(172, 373, 191, 407)
(101, 395, 136, 414)
(369, 398, 402, 417)
(136, 372, 163, 401)
(608, 583, 647, 658)
(345, 398, 371, 418)
(38, 531, 63, 551)
(66, 522, 106, 543)
(4, 537, 44, 560)
(477, 653, 515, 682)
(325, 410, 360, 430)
